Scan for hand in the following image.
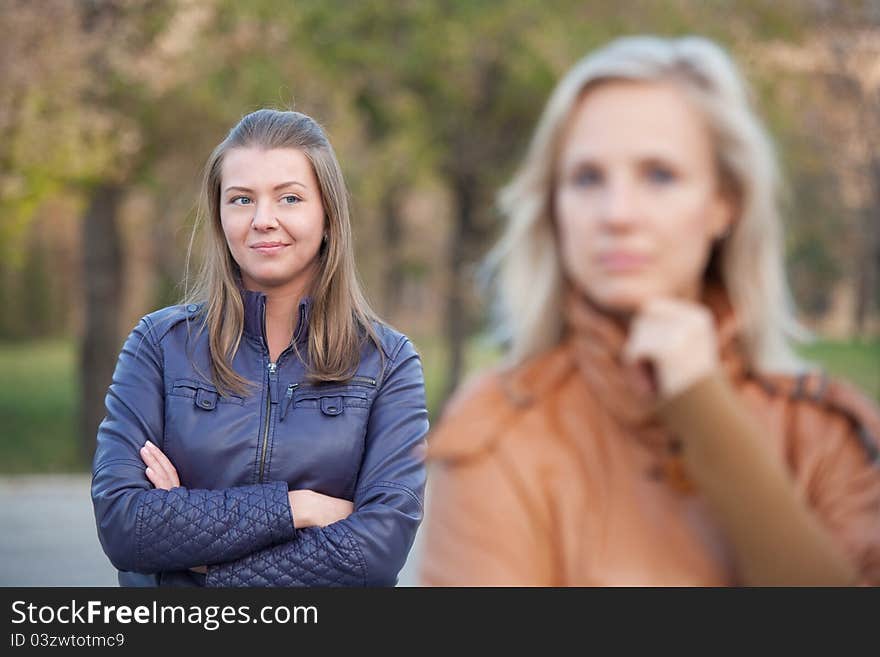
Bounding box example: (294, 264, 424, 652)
(139, 443, 204, 572)
(139, 440, 181, 490)
(623, 298, 719, 401)
(287, 489, 353, 528)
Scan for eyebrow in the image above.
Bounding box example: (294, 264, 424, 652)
(563, 151, 683, 169)
(223, 181, 307, 193)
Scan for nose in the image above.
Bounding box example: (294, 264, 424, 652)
(597, 175, 638, 231)
(251, 202, 278, 231)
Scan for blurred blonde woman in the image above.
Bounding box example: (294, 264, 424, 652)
(419, 36, 880, 586)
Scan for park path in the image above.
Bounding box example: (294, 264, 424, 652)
(0, 474, 424, 587)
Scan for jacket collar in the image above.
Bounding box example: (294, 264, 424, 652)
(240, 285, 313, 348)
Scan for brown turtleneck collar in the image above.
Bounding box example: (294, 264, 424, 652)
(560, 278, 750, 445)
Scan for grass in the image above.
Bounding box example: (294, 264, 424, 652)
(795, 339, 880, 401)
(0, 336, 876, 473)
(0, 340, 81, 473)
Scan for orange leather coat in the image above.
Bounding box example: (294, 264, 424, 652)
(419, 290, 880, 586)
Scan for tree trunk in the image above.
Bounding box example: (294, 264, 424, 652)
(444, 176, 476, 400)
(855, 156, 880, 335)
(381, 184, 404, 318)
(79, 183, 124, 466)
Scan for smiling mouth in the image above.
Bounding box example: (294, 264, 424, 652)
(250, 243, 289, 253)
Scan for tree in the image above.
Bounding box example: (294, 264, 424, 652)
(756, 4, 880, 335)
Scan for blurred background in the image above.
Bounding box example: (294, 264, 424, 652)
(0, 0, 878, 585)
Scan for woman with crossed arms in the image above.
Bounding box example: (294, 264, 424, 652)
(92, 109, 427, 586)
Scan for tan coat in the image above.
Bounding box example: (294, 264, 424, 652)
(419, 291, 880, 586)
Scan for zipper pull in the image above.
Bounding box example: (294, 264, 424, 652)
(279, 383, 297, 422)
(268, 362, 277, 375)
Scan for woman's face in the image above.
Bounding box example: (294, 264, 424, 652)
(554, 80, 734, 314)
(220, 147, 325, 294)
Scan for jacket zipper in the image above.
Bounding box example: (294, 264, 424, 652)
(279, 382, 298, 422)
(256, 296, 308, 478)
(258, 361, 277, 482)
(279, 376, 375, 422)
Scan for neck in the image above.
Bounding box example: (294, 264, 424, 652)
(241, 271, 313, 319)
(598, 303, 634, 334)
(240, 272, 313, 359)
(265, 290, 300, 339)
(265, 288, 304, 362)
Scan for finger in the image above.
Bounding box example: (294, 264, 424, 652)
(145, 465, 171, 490)
(139, 443, 162, 472)
(622, 315, 660, 366)
(141, 443, 177, 489)
(146, 441, 179, 484)
(144, 466, 171, 490)
(641, 298, 715, 336)
(140, 443, 173, 485)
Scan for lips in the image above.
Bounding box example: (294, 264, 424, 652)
(597, 251, 649, 272)
(250, 242, 289, 254)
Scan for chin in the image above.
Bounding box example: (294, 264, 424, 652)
(260, 277, 303, 291)
(582, 283, 654, 315)
(245, 260, 319, 290)
(240, 269, 294, 290)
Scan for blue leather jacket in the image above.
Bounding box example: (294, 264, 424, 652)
(91, 289, 428, 586)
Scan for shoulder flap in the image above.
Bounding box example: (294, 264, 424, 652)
(427, 345, 576, 464)
(145, 303, 204, 343)
(426, 371, 517, 463)
(756, 370, 880, 465)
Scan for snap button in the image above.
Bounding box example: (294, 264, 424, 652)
(320, 396, 344, 416)
(186, 303, 198, 313)
(194, 387, 218, 411)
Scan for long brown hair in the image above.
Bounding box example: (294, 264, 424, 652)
(183, 109, 383, 396)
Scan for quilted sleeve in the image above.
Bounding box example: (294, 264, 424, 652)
(91, 315, 296, 574)
(205, 336, 428, 587)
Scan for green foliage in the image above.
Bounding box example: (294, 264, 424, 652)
(0, 178, 60, 269)
(0, 340, 79, 473)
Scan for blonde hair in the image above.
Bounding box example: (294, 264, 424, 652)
(183, 109, 382, 396)
(486, 35, 804, 373)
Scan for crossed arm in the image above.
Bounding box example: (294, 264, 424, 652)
(91, 316, 428, 586)
(138, 439, 354, 574)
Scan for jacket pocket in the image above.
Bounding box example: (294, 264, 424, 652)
(279, 379, 374, 422)
(169, 378, 245, 409)
(273, 381, 373, 498)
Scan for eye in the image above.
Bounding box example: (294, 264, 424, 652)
(281, 194, 301, 205)
(645, 164, 676, 185)
(230, 196, 253, 206)
(572, 166, 603, 188)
